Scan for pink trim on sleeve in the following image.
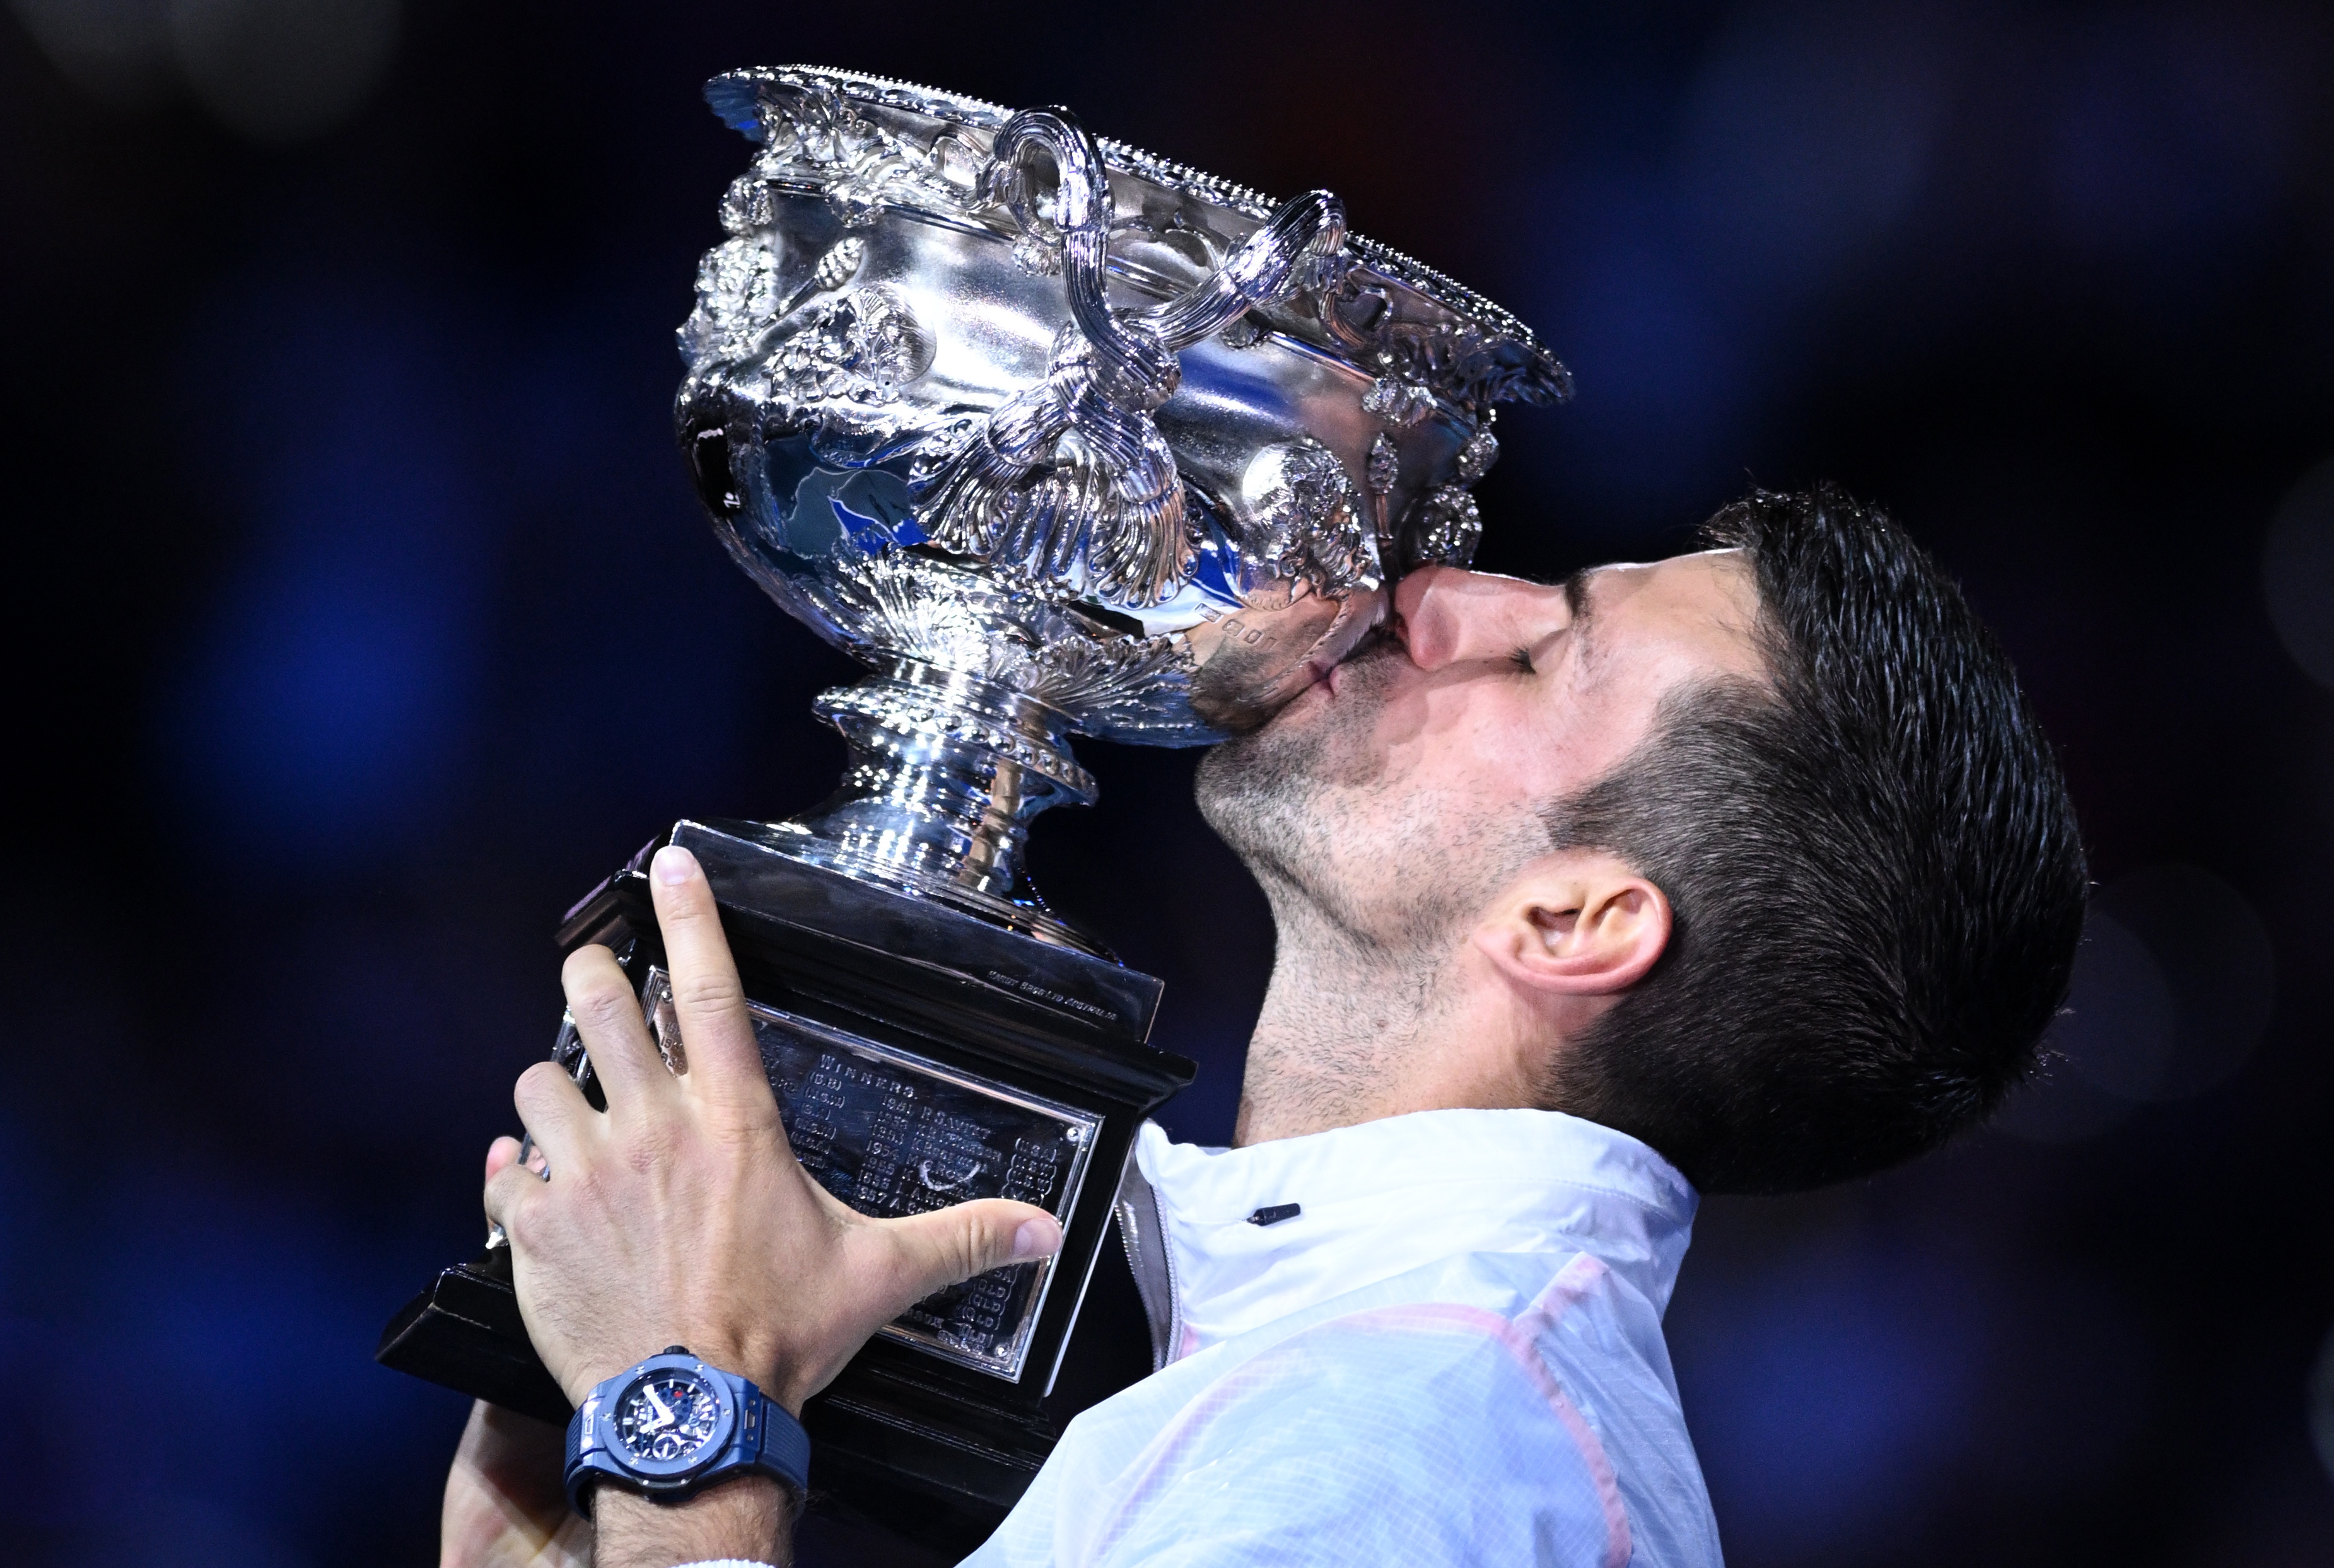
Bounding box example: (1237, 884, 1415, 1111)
(1338, 1259, 1631, 1568)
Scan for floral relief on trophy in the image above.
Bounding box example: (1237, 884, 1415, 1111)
(1403, 423, 1502, 570)
(1229, 439, 1378, 610)
(739, 69, 989, 226)
(761, 287, 932, 427)
(1360, 376, 1440, 429)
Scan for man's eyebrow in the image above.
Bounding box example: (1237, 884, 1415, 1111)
(1561, 568, 1595, 635)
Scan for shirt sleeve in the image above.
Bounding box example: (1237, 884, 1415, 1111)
(1019, 1303, 1633, 1568)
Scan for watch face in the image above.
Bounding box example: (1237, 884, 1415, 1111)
(615, 1372, 721, 1465)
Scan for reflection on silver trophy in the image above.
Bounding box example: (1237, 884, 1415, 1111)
(675, 67, 1570, 946)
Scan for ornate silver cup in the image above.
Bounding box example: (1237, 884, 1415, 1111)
(677, 67, 1568, 949)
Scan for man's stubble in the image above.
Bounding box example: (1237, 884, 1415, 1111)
(1194, 638, 1544, 958)
(1194, 637, 1556, 1137)
(1194, 638, 1399, 934)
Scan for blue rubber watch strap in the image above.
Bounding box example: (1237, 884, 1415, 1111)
(742, 1383, 812, 1496)
(564, 1390, 616, 1517)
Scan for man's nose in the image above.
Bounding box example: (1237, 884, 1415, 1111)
(1392, 566, 1486, 671)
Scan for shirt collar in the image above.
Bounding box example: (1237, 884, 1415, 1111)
(1133, 1107, 1698, 1357)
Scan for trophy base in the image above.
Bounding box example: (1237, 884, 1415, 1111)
(757, 814, 1108, 958)
(379, 818, 1193, 1555)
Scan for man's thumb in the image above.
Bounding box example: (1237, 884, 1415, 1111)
(872, 1199, 1063, 1310)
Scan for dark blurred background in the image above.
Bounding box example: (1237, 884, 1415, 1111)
(3, 1, 2330, 1564)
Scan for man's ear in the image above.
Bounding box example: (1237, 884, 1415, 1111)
(1470, 851, 1672, 998)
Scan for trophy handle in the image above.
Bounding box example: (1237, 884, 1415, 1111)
(919, 108, 1347, 610)
(1140, 187, 1345, 351)
(986, 110, 1182, 415)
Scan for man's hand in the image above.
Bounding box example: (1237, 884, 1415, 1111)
(440, 1398, 590, 1568)
(440, 1143, 594, 1568)
(467, 842, 1063, 1567)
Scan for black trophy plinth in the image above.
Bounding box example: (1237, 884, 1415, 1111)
(380, 816, 1194, 1553)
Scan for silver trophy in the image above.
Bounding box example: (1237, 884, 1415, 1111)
(678, 66, 1568, 948)
(381, 66, 1566, 1551)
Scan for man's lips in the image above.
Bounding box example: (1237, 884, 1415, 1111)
(1298, 653, 1347, 699)
(1312, 620, 1404, 698)
(1252, 604, 1397, 722)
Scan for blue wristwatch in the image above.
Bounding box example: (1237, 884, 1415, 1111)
(563, 1346, 811, 1518)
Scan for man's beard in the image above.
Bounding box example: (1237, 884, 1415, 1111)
(1197, 632, 1558, 960)
(1194, 634, 1406, 902)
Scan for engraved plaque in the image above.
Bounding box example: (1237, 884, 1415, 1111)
(634, 968, 1101, 1381)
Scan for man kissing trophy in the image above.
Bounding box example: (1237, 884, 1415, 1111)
(381, 65, 1569, 1553)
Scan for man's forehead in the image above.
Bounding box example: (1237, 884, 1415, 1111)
(1568, 548, 1764, 680)
(1462, 546, 1749, 598)
(1574, 548, 1754, 611)
(1575, 545, 1750, 589)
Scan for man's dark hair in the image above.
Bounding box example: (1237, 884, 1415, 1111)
(1545, 484, 2087, 1193)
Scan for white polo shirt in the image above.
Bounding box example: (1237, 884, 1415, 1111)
(962, 1106, 1722, 1567)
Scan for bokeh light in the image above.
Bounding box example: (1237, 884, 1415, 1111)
(2313, 1323, 2334, 1484)
(2263, 458, 2334, 690)
(170, 0, 400, 142)
(2096, 863, 2277, 1100)
(9, 0, 174, 105)
(10, 0, 399, 136)
(1993, 909, 2170, 1142)
(1668, 1241, 1986, 1556)
(1997, 862, 2275, 1144)
(156, 278, 486, 870)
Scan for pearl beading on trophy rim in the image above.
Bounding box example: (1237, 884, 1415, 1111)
(713, 66, 1543, 354)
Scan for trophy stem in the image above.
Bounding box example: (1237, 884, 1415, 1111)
(773, 658, 1106, 953)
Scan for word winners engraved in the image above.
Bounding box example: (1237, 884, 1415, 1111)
(637, 968, 1101, 1381)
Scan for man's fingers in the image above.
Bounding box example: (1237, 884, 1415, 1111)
(484, 1135, 525, 1182)
(863, 1199, 1063, 1316)
(511, 1059, 593, 1170)
(483, 1158, 548, 1244)
(646, 845, 771, 1114)
(561, 943, 675, 1117)
(482, 1135, 526, 1241)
